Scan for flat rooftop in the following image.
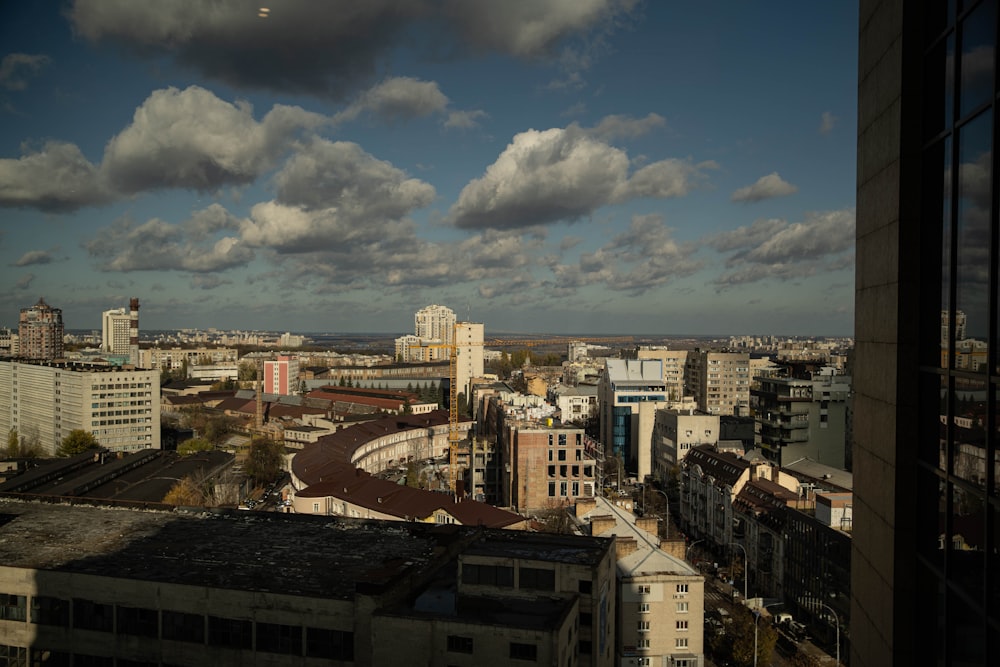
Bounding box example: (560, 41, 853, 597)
(0, 500, 460, 600)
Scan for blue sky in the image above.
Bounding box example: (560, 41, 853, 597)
(0, 1, 858, 336)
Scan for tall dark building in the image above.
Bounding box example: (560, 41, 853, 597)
(853, 1, 998, 666)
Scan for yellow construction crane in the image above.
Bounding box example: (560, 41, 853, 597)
(412, 329, 633, 496)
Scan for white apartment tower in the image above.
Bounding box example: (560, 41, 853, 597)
(454, 321, 484, 403)
(396, 304, 457, 362)
(101, 298, 140, 366)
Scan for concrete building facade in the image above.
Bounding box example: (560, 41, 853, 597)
(504, 423, 597, 513)
(599, 360, 666, 471)
(0, 360, 160, 454)
(17, 297, 63, 361)
(685, 350, 750, 416)
(264, 355, 300, 396)
(637, 347, 690, 402)
(650, 409, 721, 482)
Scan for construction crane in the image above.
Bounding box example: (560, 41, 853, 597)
(412, 329, 633, 497)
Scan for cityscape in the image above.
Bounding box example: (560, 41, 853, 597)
(0, 2, 997, 667)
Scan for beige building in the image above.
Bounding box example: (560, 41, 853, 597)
(502, 423, 598, 513)
(139, 347, 239, 374)
(637, 347, 689, 402)
(577, 496, 705, 667)
(651, 409, 721, 481)
(0, 359, 160, 454)
(17, 297, 63, 361)
(0, 500, 614, 666)
(454, 321, 484, 402)
(685, 350, 750, 416)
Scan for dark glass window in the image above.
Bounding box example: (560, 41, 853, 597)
(29, 648, 70, 666)
(30, 597, 69, 627)
(580, 612, 592, 627)
(446, 635, 474, 653)
(0, 645, 27, 665)
(207, 616, 252, 650)
(578, 579, 592, 594)
(73, 600, 113, 633)
(306, 628, 354, 660)
(509, 642, 537, 661)
(162, 610, 204, 643)
(117, 605, 158, 638)
(256, 621, 302, 655)
(958, 0, 996, 117)
(462, 563, 514, 587)
(0, 594, 26, 622)
(519, 567, 555, 591)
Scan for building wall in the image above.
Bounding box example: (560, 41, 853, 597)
(18, 298, 64, 360)
(636, 348, 689, 402)
(509, 427, 596, 513)
(651, 410, 720, 481)
(454, 322, 484, 402)
(685, 351, 750, 416)
(617, 576, 704, 666)
(0, 360, 160, 455)
(599, 360, 667, 469)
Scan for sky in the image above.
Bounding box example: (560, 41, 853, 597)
(0, 1, 859, 336)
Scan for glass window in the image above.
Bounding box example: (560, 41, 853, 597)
(116, 605, 158, 638)
(446, 635, 473, 654)
(959, 0, 996, 117)
(162, 610, 204, 643)
(73, 600, 113, 633)
(306, 628, 354, 660)
(520, 567, 555, 591)
(256, 621, 302, 655)
(0, 594, 26, 622)
(207, 616, 252, 650)
(31, 597, 69, 627)
(509, 642, 537, 661)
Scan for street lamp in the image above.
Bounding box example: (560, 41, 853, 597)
(728, 542, 748, 601)
(653, 488, 670, 537)
(812, 600, 840, 667)
(685, 539, 704, 562)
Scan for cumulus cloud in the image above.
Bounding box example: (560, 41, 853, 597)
(731, 172, 798, 203)
(102, 86, 325, 193)
(69, 0, 635, 98)
(819, 111, 837, 135)
(0, 53, 50, 90)
(445, 109, 489, 129)
(84, 207, 254, 273)
(15, 273, 35, 290)
(449, 124, 712, 230)
(13, 250, 53, 267)
(707, 209, 856, 288)
(0, 141, 112, 211)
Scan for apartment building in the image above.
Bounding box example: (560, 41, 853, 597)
(503, 423, 598, 513)
(752, 373, 852, 468)
(0, 359, 160, 454)
(650, 409, 720, 481)
(454, 321, 484, 403)
(264, 355, 300, 395)
(101, 298, 140, 366)
(138, 347, 239, 374)
(685, 350, 750, 416)
(576, 496, 705, 667)
(0, 500, 616, 666)
(637, 347, 689, 402)
(395, 304, 457, 362)
(17, 297, 63, 360)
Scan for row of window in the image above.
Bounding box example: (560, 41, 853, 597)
(447, 635, 538, 661)
(461, 564, 557, 591)
(0, 595, 352, 659)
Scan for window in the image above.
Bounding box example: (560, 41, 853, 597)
(638, 638, 650, 648)
(0, 647, 28, 665)
(257, 622, 302, 655)
(638, 603, 650, 613)
(676, 620, 689, 631)
(208, 616, 252, 649)
(675, 638, 689, 648)
(509, 642, 537, 661)
(676, 601, 689, 613)
(447, 635, 474, 654)
(31, 597, 69, 627)
(73, 600, 113, 633)
(578, 579, 592, 594)
(558, 449, 566, 461)
(462, 563, 514, 587)
(579, 639, 592, 655)
(520, 567, 555, 591)
(306, 628, 354, 660)
(676, 583, 688, 593)
(0, 594, 26, 622)
(638, 584, 651, 594)
(162, 610, 204, 643)
(637, 620, 650, 632)
(117, 605, 158, 638)
(580, 612, 592, 627)
(637, 658, 651, 666)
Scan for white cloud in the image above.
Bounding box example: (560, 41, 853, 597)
(449, 125, 711, 230)
(13, 250, 54, 267)
(730, 172, 798, 203)
(335, 77, 450, 123)
(587, 113, 665, 141)
(708, 209, 856, 288)
(0, 141, 111, 211)
(0, 53, 50, 91)
(102, 86, 326, 193)
(445, 109, 489, 129)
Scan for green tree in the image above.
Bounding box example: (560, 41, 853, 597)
(177, 437, 214, 456)
(714, 607, 778, 667)
(57, 429, 100, 457)
(6, 428, 17, 457)
(238, 360, 257, 381)
(245, 438, 285, 484)
(299, 380, 308, 396)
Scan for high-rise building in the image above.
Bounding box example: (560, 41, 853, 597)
(0, 359, 160, 455)
(264, 355, 299, 396)
(684, 350, 750, 416)
(454, 321, 484, 402)
(395, 304, 457, 362)
(598, 359, 666, 471)
(853, 2, 998, 665)
(101, 298, 139, 365)
(18, 297, 64, 360)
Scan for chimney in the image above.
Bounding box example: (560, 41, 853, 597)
(615, 536, 638, 560)
(590, 514, 616, 536)
(575, 497, 597, 518)
(635, 516, 658, 538)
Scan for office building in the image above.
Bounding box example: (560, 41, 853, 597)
(0, 500, 616, 666)
(0, 359, 160, 455)
(17, 297, 64, 360)
(599, 359, 666, 470)
(684, 350, 750, 416)
(852, 1, 998, 665)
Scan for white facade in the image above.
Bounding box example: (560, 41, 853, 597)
(455, 321, 484, 402)
(0, 360, 160, 455)
(651, 410, 721, 482)
(101, 308, 130, 355)
(395, 304, 457, 362)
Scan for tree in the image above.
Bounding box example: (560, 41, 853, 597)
(57, 429, 100, 457)
(245, 438, 285, 484)
(204, 415, 237, 446)
(238, 360, 257, 381)
(163, 475, 208, 506)
(177, 437, 214, 456)
(5, 428, 17, 457)
(299, 380, 308, 396)
(713, 607, 778, 667)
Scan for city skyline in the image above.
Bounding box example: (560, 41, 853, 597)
(0, 2, 858, 335)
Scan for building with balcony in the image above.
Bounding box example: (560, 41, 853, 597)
(685, 350, 750, 416)
(17, 297, 63, 361)
(752, 373, 851, 468)
(651, 409, 721, 482)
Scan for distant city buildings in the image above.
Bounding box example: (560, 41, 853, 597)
(18, 297, 63, 360)
(395, 304, 456, 362)
(101, 297, 140, 366)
